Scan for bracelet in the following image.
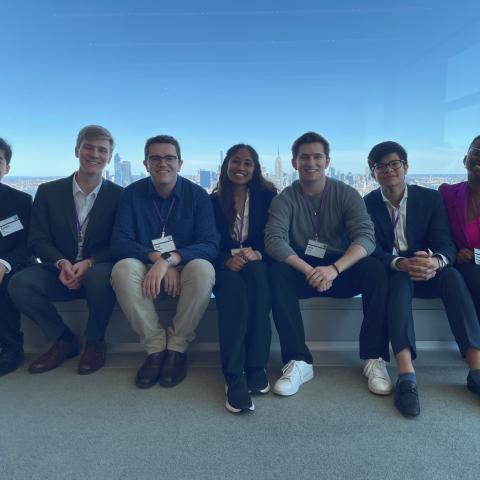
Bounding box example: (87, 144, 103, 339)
(331, 263, 340, 275)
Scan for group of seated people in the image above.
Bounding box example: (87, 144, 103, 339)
(0, 127, 479, 418)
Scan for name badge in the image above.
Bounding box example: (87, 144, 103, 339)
(475, 248, 480, 266)
(0, 215, 24, 237)
(305, 239, 327, 258)
(231, 248, 243, 256)
(152, 235, 176, 254)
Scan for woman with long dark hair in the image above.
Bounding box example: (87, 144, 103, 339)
(211, 144, 276, 413)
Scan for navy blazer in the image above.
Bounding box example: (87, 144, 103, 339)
(0, 183, 34, 272)
(364, 185, 456, 267)
(211, 188, 276, 268)
(28, 174, 123, 265)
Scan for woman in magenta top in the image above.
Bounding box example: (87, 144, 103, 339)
(439, 135, 480, 321)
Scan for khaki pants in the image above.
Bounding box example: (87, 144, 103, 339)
(111, 258, 215, 354)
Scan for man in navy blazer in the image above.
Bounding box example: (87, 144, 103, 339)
(9, 126, 123, 375)
(364, 141, 480, 417)
(0, 138, 34, 375)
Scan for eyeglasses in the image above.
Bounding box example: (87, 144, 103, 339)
(373, 160, 405, 173)
(148, 155, 178, 164)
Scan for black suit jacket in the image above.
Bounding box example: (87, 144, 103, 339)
(211, 188, 276, 267)
(363, 185, 456, 267)
(0, 183, 34, 271)
(28, 174, 123, 264)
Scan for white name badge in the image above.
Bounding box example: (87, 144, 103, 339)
(0, 215, 24, 237)
(305, 239, 327, 259)
(474, 248, 480, 266)
(152, 235, 176, 254)
(231, 248, 243, 256)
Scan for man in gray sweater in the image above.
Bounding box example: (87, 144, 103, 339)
(265, 132, 391, 397)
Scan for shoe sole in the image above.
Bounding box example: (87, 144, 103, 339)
(158, 371, 187, 388)
(368, 385, 393, 396)
(225, 399, 255, 414)
(249, 383, 271, 395)
(273, 370, 314, 396)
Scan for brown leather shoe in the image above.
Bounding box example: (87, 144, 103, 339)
(29, 337, 80, 374)
(135, 352, 166, 389)
(78, 341, 107, 375)
(158, 350, 187, 388)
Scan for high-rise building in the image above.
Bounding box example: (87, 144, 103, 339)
(199, 170, 213, 189)
(275, 149, 283, 189)
(120, 161, 132, 187)
(114, 153, 122, 185)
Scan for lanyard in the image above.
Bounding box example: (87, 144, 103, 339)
(152, 197, 177, 237)
(75, 199, 95, 239)
(235, 195, 248, 247)
(302, 181, 329, 240)
(391, 208, 400, 228)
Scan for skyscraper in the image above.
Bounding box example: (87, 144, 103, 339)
(114, 153, 122, 186)
(275, 149, 283, 190)
(120, 161, 132, 187)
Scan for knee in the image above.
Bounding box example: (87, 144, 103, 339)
(243, 260, 268, 277)
(438, 266, 463, 287)
(7, 268, 36, 302)
(269, 261, 293, 283)
(182, 259, 215, 288)
(111, 258, 145, 290)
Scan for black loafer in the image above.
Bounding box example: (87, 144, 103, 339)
(467, 372, 480, 395)
(394, 380, 420, 417)
(0, 348, 24, 376)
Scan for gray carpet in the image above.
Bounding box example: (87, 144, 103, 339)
(1, 355, 479, 480)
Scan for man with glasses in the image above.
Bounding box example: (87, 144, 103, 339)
(9, 125, 123, 375)
(265, 131, 391, 398)
(364, 140, 480, 416)
(0, 138, 34, 375)
(111, 135, 219, 389)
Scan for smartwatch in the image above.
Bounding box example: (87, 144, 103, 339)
(161, 252, 175, 267)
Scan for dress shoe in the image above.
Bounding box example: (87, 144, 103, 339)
(467, 371, 480, 395)
(135, 352, 166, 389)
(78, 341, 107, 375)
(394, 380, 420, 417)
(0, 347, 24, 376)
(28, 337, 80, 374)
(158, 350, 187, 388)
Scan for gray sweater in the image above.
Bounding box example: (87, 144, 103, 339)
(265, 178, 375, 262)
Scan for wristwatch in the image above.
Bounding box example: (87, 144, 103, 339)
(161, 252, 175, 267)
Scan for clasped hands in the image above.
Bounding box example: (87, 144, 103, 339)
(457, 248, 474, 264)
(225, 247, 262, 272)
(305, 264, 339, 293)
(58, 259, 93, 290)
(396, 250, 439, 281)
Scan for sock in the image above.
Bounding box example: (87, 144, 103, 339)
(468, 369, 480, 384)
(397, 372, 416, 386)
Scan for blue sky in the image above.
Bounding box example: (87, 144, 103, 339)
(1, 0, 479, 176)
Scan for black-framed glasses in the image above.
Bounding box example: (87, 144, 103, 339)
(148, 155, 178, 164)
(373, 160, 405, 173)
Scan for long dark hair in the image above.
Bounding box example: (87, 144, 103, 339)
(213, 144, 276, 226)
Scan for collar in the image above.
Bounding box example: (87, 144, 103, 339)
(73, 173, 103, 198)
(148, 176, 182, 200)
(380, 184, 408, 209)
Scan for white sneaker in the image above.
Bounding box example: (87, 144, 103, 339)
(363, 357, 393, 395)
(273, 360, 314, 396)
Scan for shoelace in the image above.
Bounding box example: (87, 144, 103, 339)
(281, 360, 297, 378)
(365, 358, 387, 378)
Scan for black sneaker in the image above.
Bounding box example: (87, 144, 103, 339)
(246, 368, 270, 395)
(394, 380, 420, 417)
(225, 375, 254, 414)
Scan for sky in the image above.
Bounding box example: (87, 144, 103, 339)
(1, 0, 479, 177)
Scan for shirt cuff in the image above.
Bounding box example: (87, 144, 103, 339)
(432, 253, 449, 269)
(55, 258, 68, 270)
(391, 256, 407, 271)
(0, 259, 12, 274)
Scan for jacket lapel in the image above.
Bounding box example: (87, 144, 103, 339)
(63, 174, 78, 241)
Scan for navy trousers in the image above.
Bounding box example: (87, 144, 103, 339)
(8, 263, 116, 342)
(387, 266, 480, 359)
(269, 255, 389, 365)
(0, 273, 23, 351)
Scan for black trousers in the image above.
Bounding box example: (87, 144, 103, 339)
(8, 263, 116, 342)
(455, 262, 480, 322)
(0, 273, 23, 351)
(387, 267, 480, 359)
(269, 255, 389, 365)
(214, 261, 272, 379)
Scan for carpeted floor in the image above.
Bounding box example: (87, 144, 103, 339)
(1, 354, 479, 480)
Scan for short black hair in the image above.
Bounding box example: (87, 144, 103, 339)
(368, 141, 408, 169)
(144, 135, 181, 160)
(291, 132, 330, 159)
(0, 137, 12, 165)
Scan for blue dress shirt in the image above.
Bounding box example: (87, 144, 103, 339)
(111, 176, 219, 265)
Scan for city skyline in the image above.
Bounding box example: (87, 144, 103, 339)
(1, 1, 479, 176)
